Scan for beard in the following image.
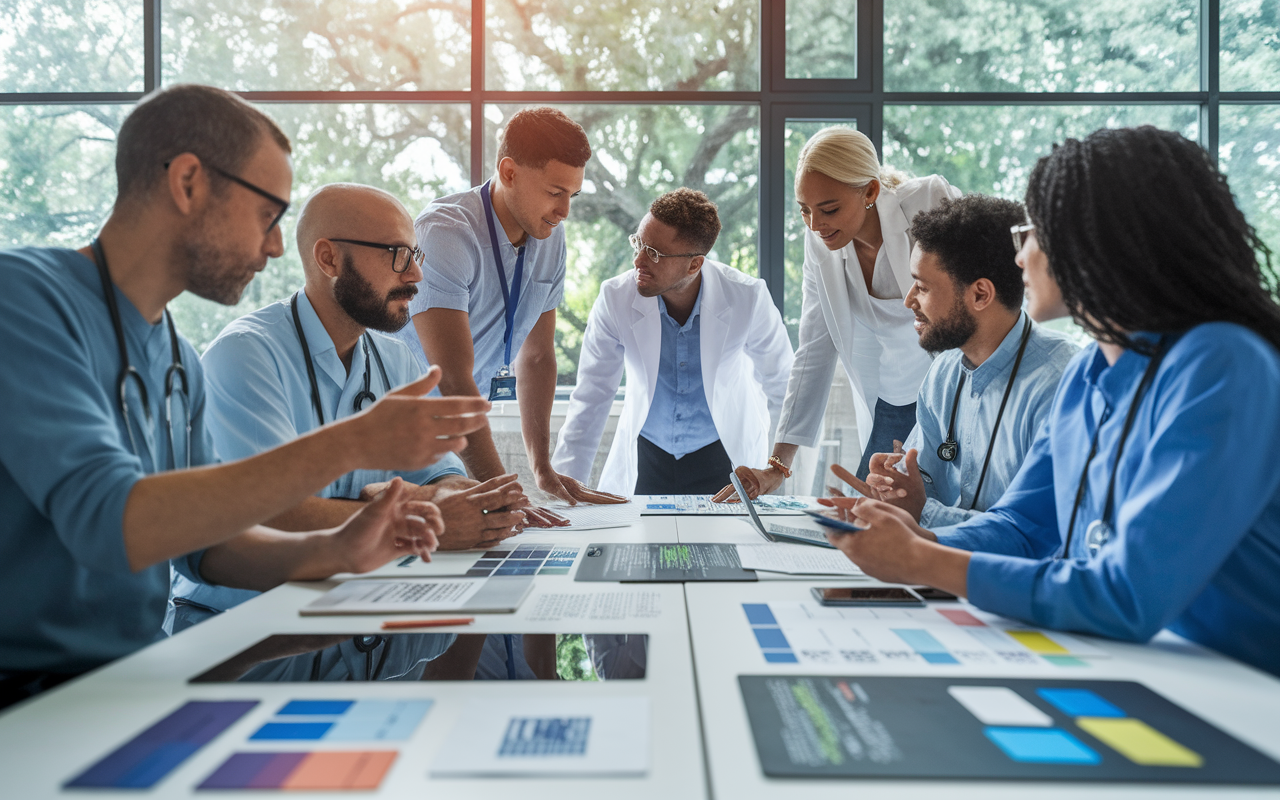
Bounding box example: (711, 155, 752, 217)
(181, 211, 263, 305)
(918, 296, 978, 355)
(334, 253, 417, 333)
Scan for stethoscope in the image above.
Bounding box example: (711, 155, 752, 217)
(937, 316, 1032, 510)
(1060, 336, 1173, 559)
(307, 635, 392, 681)
(90, 239, 191, 471)
(289, 292, 390, 425)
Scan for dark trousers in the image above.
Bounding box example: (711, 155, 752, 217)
(855, 398, 918, 480)
(635, 435, 733, 495)
(0, 670, 82, 712)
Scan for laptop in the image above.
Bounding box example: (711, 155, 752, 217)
(729, 472, 835, 549)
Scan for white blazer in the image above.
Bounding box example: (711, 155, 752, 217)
(552, 259, 794, 494)
(775, 174, 961, 451)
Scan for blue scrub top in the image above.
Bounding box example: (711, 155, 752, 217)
(173, 291, 465, 622)
(639, 289, 721, 459)
(939, 323, 1280, 677)
(0, 247, 215, 674)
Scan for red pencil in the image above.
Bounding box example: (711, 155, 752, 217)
(381, 617, 475, 630)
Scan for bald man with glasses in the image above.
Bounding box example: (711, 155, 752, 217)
(173, 183, 533, 632)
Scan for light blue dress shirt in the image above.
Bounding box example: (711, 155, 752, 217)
(638, 289, 721, 459)
(393, 185, 567, 389)
(938, 323, 1280, 677)
(0, 248, 215, 673)
(906, 312, 1078, 527)
(171, 291, 464, 627)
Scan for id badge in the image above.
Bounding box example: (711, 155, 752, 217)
(488, 366, 516, 401)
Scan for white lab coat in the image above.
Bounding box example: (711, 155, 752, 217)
(775, 175, 961, 451)
(553, 259, 794, 494)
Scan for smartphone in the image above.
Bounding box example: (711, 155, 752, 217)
(912, 586, 958, 602)
(811, 587, 926, 607)
(803, 509, 865, 533)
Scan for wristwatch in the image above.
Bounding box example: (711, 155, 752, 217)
(767, 455, 792, 479)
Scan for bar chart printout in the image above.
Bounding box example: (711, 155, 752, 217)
(738, 676, 1280, 783)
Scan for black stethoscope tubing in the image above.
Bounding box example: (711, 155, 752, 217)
(90, 238, 190, 470)
(1059, 336, 1173, 559)
(937, 316, 1033, 510)
(290, 291, 389, 426)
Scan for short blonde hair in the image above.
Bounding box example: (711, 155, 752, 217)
(794, 126, 908, 194)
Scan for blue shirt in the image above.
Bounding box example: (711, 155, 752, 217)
(393, 185, 567, 388)
(0, 248, 215, 673)
(173, 291, 464, 621)
(639, 289, 721, 459)
(938, 323, 1280, 677)
(906, 312, 1078, 527)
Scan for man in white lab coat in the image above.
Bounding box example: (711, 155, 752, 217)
(553, 189, 794, 495)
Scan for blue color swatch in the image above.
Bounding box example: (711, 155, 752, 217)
(251, 722, 333, 741)
(1037, 688, 1126, 718)
(894, 628, 961, 665)
(985, 727, 1101, 765)
(65, 700, 257, 788)
(753, 627, 791, 649)
(742, 604, 777, 625)
(278, 700, 353, 716)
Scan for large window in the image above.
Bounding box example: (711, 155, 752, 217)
(3, 0, 1277, 478)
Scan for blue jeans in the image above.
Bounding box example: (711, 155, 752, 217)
(855, 399, 918, 480)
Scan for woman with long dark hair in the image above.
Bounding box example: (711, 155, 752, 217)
(819, 126, 1280, 678)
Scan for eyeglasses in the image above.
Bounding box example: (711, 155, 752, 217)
(1011, 222, 1035, 252)
(330, 238, 425, 273)
(164, 160, 291, 231)
(628, 233, 704, 265)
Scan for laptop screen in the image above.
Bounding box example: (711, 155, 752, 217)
(729, 471, 770, 536)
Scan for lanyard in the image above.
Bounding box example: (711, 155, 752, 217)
(290, 292, 390, 426)
(938, 316, 1033, 509)
(90, 238, 190, 472)
(1060, 336, 1172, 559)
(480, 180, 525, 368)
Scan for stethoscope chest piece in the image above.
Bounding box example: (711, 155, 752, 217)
(1085, 519, 1114, 557)
(937, 440, 959, 462)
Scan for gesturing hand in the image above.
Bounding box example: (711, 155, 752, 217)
(350, 366, 492, 472)
(328, 477, 442, 574)
(815, 496, 966, 595)
(432, 474, 528, 549)
(863, 444, 928, 522)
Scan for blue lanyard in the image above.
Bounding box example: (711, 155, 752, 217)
(480, 180, 525, 368)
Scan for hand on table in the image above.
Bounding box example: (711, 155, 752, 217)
(328, 478, 442, 573)
(711, 465, 784, 503)
(535, 468, 628, 507)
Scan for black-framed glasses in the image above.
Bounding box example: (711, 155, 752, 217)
(163, 160, 291, 231)
(330, 238, 425, 273)
(628, 233, 704, 265)
(1011, 222, 1035, 252)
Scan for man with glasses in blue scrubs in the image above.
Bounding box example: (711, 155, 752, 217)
(0, 85, 490, 708)
(174, 183, 536, 632)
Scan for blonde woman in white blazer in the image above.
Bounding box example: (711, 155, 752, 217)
(715, 127, 960, 501)
(553, 190, 794, 495)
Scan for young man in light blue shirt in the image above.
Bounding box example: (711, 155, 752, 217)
(397, 107, 624, 510)
(820, 127, 1280, 678)
(0, 86, 488, 707)
(844, 195, 1077, 527)
(176, 184, 533, 631)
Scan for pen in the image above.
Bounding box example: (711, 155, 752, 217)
(380, 617, 475, 630)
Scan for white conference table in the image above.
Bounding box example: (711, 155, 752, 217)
(4, 510, 1280, 799)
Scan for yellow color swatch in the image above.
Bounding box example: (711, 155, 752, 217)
(1076, 717, 1203, 767)
(1005, 630, 1070, 655)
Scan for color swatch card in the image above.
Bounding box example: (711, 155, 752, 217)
(198, 751, 397, 791)
(250, 699, 433, 742)
(637, 494, 812, 515)
(300, 574, 534, 615)
(65, 700, 257, 789)
(739, 676, 1280, 783)
(431, 697, 650, 777)
(465, 545, 581, 577)
(741, 601, 1109, 669)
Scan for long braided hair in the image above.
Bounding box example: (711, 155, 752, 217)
(1025, 126, 1280, 353)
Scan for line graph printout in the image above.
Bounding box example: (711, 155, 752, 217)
(742, 601, 1111, 669)
(574, 543, 757, 582)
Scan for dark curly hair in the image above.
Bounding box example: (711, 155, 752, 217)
(496, 106, 591, 170)
(1025, 126, 1280, 352)
(649, 188, 721, 254)
(909, 194, 1027, 310)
